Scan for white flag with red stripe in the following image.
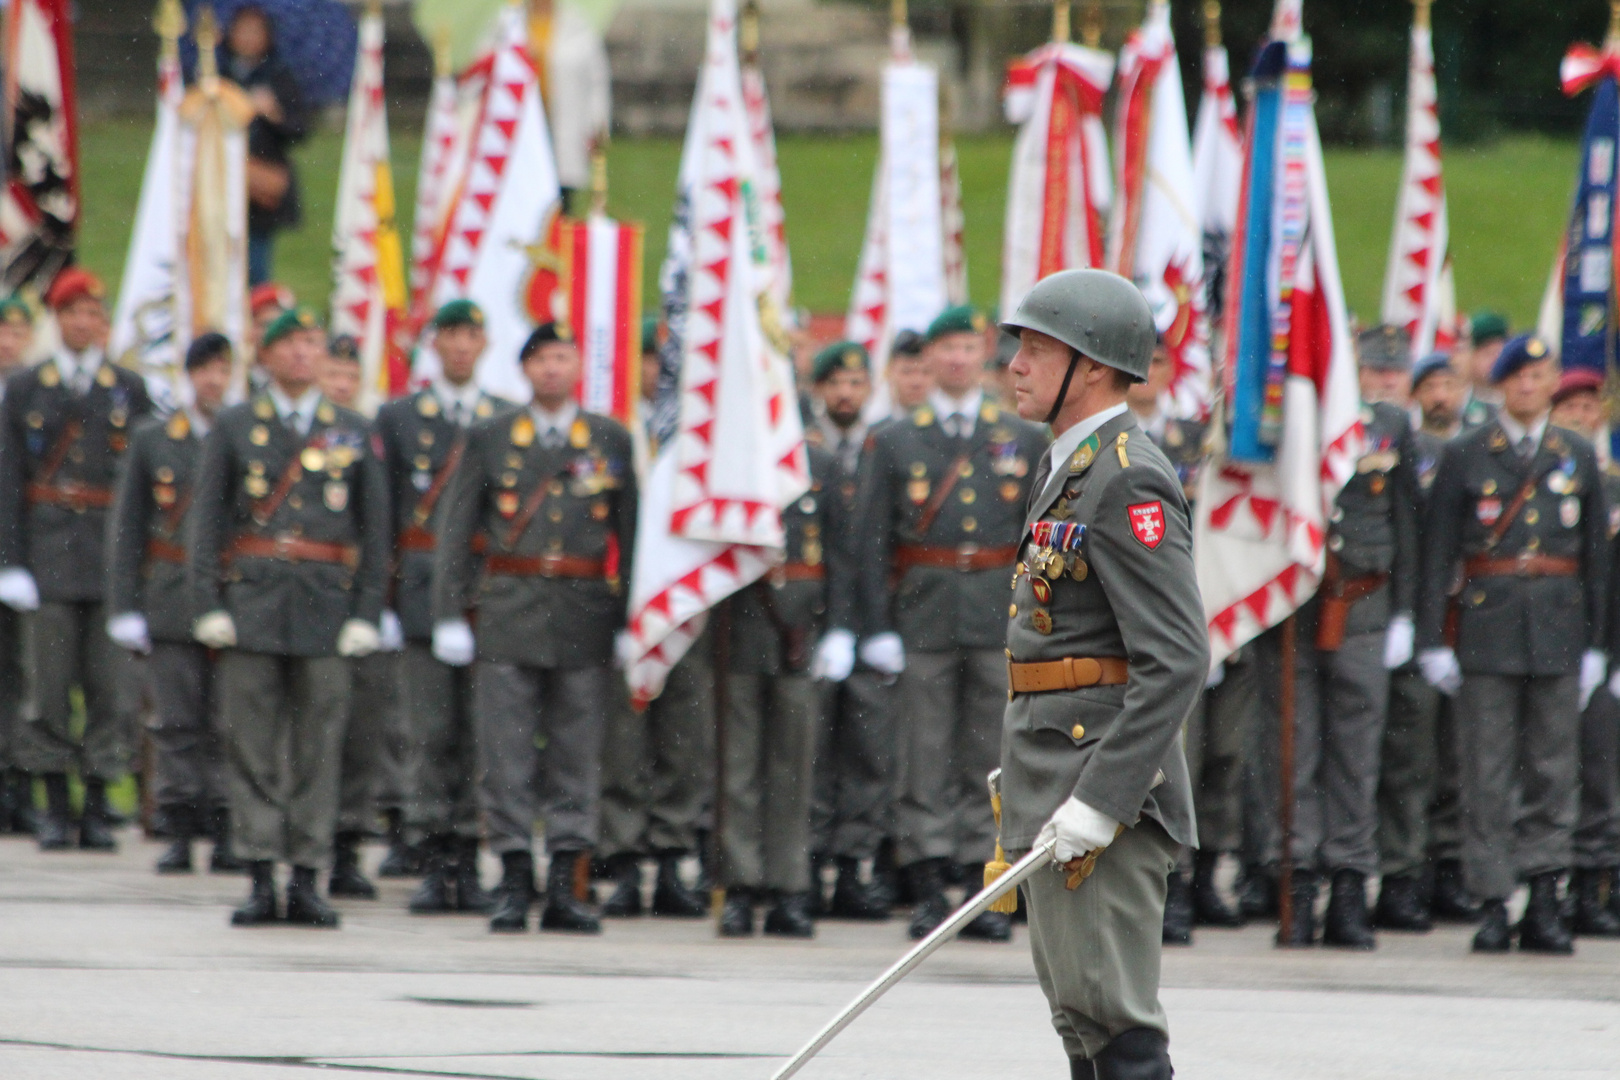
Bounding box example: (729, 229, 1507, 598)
(1192, 36, 1242, 328)
(407, 52, 473, 335)
(562, 213, 643, 428)
(741, 51, 792, 315)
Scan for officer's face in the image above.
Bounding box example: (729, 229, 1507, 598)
(889, 354, 932, 409)
(56, 296, 107, 352)
(1413, 368, 1463, 428)
(928, 332, 986, 396)
(319, 356, 362, 409)
(1009, 328, 1084, 422)
(523, 342, 581, 408)
(1500, 357, 1558, 424)
(261, 328, 322, 394)
(1551, 389, 1604, 439)
(187, 356, 233, 415)
(818, 367, 871, 427)
(434, 325, 486, 385)
(1358, 366, 1410, 407)
(0, 319, 31, 370)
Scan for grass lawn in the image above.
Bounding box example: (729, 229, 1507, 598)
(78, 116, 1578, 336)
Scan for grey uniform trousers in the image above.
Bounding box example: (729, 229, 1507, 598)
(894, 648, 1005, 868)
(400, 643, 480, 841)
(20, 601, 136, 780)
(1428, 695, 1465, 862)
(720, 671, 817, 892)
(1377, 666, 1441, 877)
(810, 668, 896, 860)
(336, 650, 400, 836)
(1575, 688, 1620, 868)
(1021, 818, 1179, 1061)
(0, 605, 30, 771)
(374, 654, 411, 816)
(216, 651, 351, 868)
(599, 644, 713, 857)
(1457, 674, 1581, 901)
(475, 661, 609, 856)
(1181, 646, 1254, 858)
(145, 642, 227, 814)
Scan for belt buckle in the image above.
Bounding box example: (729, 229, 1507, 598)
(1515, 551, 1534, 576)
(955, 543, 981, 572)
(540, 553, 562, 577)
(275, 534, 296, 560)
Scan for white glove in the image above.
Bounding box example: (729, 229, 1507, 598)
(811, 628, 856, 682)
(0, 567, 39, 612)
(432, 619, 475, 667)
(1607, 669, 1620, 702)
(106, 611, 152, 654)
(1418, 646, 1462, 696)
(1036, 796, 1121, 863)
(1581, 649, 1608, 710)
(378, 610, 405, 652)
(613, 630, 635, 670)
(193, 610, 237, 649)
(858, 631, 906, 676)
(1383, 614, 1415, 670)
(1204, 662, 1225, 689)
(337, 619, 381, 658)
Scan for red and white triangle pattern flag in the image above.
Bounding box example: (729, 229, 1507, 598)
(407, 51, 474, 335)
(1191, 33, 1242, 327)
(426, 6, 561, 401)
(625, 0, 809, 706)
(741, 50, 792, 315)
(1380, 3, 1455, 358)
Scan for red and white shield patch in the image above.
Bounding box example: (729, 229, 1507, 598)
(1128, 501, 1166, 549)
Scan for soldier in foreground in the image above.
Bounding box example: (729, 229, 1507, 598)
(999, 269, 1204, 1079)
(0, 296, 36, 834)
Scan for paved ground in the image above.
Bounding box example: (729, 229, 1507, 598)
(3, 832, 1620, 1079)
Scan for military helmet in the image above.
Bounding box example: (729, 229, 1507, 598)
(1000, 269, 1155, 382)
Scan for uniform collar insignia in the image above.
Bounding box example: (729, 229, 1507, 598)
(37, 359, 60, 387)
(912, 406, 935, 427)
(253, 395, 275, 421)
(1488, 425, 1509, 452)
(315, 401, 336, 426)
(979, 401, 1000, 424)
(166, 411, 190, 440)
(1068, 433, 1100, 474)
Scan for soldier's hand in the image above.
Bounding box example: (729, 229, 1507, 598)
(858, 632, 905, 676)
(1382, 614, 1415, 670)
(811, 629, 856, 682)
(337, 619, 381, 658)
(106, 612, 152, 654)
(1580, 649, 1608, 709)
(0, 567, 40, 612)
(378, 611, 405, 653)
(1205, 662, 1225, 689)
(1038, 797, 1120, 863)
(432, 619, 476, 667)
(1417, 647, 1461, 696)
(193, 610, 237, 650)
(613, 630, 635, 670)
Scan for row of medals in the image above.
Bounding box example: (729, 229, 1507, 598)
(240, 436, 357, 500)
(1014, 545, 1088, 636)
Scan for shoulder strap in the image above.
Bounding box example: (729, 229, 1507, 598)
(1486, 462, 1555, 550)
(34, 419, 84, 486)
(251, 430, 325, 528)
(412, 432, 468, 526)
(912, 452, 972, 538)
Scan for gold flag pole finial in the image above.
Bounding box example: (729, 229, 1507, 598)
(194, 5, 221, 91)
(891, 0, 907, 30)
(741, 0, 761, 63)
(1412, 0, 1431, 32)
(1052, 1, 1071, 44)
(1081, 0, 1103, 49)
(1203, 1, 1222, 48)
(153, 0, 186, 58)
(1609, 0, 1620, 49)
(432, 26, 452, 79)
(364, 0, 382, 16)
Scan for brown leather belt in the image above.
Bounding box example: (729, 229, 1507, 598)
(1463, 554, 1579, 579)
(485, 553, 605, 579)
(396, 525, 436, 553)
(226, 535, 359, 567)
(26, 482, 113, 510)
(1008, 656, 1129, 695)
(146, 538, 186, 564)
(895, 543, 1019, 573)
(773, 562, 825, 582)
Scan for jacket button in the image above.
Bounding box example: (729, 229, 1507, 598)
(1071, 724, 1085, 739)
(1009, 603, 1018, 617)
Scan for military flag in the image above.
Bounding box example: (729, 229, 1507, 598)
(740, 0, 792, 316)
(1190, 2, 1241, 329)
(560, 210, 643, 428)
(0, 0, 79, 294)
(407, 33, 479, 333)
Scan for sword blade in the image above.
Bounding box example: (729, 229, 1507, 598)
(769, 840, 1057, 1080)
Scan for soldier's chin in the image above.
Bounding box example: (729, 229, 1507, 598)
(1011, 387, 1042, 422)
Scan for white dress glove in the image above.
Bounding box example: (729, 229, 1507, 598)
(614, 630, 635, 670)
(1580, 649, 1608, 710)
(811, 628, 856, 682)
(193, 610, 238, 649)
(378, 610, 405, 652)
(337, 619, 381, 658)
(1036, 796, 1121, 863)
(0, 567, 40, 612)
(432, 619, 476, 667)
(1383, 614, 1415, 670)
(1418, 646, 1462, 696)
(858, 631, 905, 676)
(1204, 662, 1226, 689)
(106, 611, 152, 654)
(1607, 668, 1620, 703)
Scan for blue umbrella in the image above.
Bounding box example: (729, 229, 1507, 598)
(180, 0, 358, 107)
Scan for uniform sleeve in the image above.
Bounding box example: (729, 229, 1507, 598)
(1389, 413, 1421, 614)
(350, 426, 391, 625)
(105, 431, 153, 616)
(0, 385, 24, 568)
(1582, 448, 1609, 652)
(431, 424, 487, 625)
(853, 431, 898, 638)
(185, 421, 232, 618)
(1416, 440, 1467, 650)
(611, 426, 637, 626)
(1072, 464, 1208, 827)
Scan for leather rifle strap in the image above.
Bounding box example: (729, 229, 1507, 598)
(502, 468, 569, 550)
(160, 488, 193, 538)
(412, 433, 467, 526)
(251, 430, 327, 526)
(911, 452, 972, 539)
(1487, 463, 1554, 550)
(34, 419, 84, 487)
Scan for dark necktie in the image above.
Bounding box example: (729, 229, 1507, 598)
(1517, 434, 1534, 461)
(1028, 453, 1053, 516)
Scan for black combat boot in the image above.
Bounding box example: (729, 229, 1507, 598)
(1162, 869, 1194, 946)
(454, 836, 492, 913)
(651, 851, 708, 917)
(719, 888, 754, 937)
(1322, 869, 1376, 950)
(539, 851, 601, 933)
(1430, 857, 1478, 922)
(1372, 872, 1432, 931)
(2, 769, 32, 833)
(155, 804, 195, 874)
(78, 777, 117, 851)
(376, 808, 422, 877)
(231, 861, 280, 926)
(872, 838, 901, 907)
(1518, 871, 1573, 954)
(327, 832, 378, 898)
(207, 807, 247, 873)
(285, 866, 341, 927)
(599, 854, 644, 917)
(1070, 1057, 1097, 1080)
(904, 858, 950, 940)
(763, 891, 816, 938)
(1276, 869, 1318, 947)
(1191, 850, 1244, 927)
(1093, 1027, 1173, 1080)
(488, 851, 535, 932)
(36, 773, 73, 850)
(1571, 867, 1620, 937)
(960, 910, 1013, 942)
(1471, 898, 1512, 952)
(1238, 861, 1279, 920)
(408, 837, 456, 914)
(829, 856, 891, 920)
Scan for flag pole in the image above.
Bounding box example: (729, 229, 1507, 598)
(1276, 615, 1296, 945)
(1052, 0, 1070, 43)
(1203, 0, 1221, 48)
(1081, 0, 1103, 49)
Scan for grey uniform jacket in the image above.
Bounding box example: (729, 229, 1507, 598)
(854, 401, 1049, 650)
(1317, 401, 1420, 635)
(0, 355, 153, 600)
(431, 408, 636, 669)
(1417, 421, 1609, 676)
(106, 412, 204, 642)
(999, 411, 1204, 851)
(186, 393, 390, 657)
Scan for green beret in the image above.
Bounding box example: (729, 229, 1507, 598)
(641, 316, 660, 355)
(1469, 310, 1508, 346)
(432, 299, 485, 330)
(261, 306, 321, 349)
(0, 295, 33, 327)
(812, 341, 870, 383)
(925, 304, 988, 343)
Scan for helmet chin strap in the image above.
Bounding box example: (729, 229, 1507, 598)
(1044, 349, 1084, 427)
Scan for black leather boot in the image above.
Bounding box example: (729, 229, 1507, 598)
(763, 891, 816, 938)
(7, 771, 35, 834)
(1322, 868, 1376, 950)
(1070, 1057, 1097, 1080)
(1430, 857, 1478, 922)
(408, 836, 456, 914)
(285, 866, 341, 927)
(1238, 862, 1279, 920)
(829, 856, 891, 920)
(960, 910, 1013, 942)
(1191, 850, 1244, 927)
(454, 837, 492, 913)
(488, 851, 535, 932)
(872, 838, 901, 907)
(1276, 869, 1318, 947)
(1571, 867, 1620, 937)
(231, 861, 279, 925)
(599, 854, 644, 917)
(1162, 870, 1194, 946)
(1471, 898, 1512, 952)
(328, 832, 378, 898)
(719, 888, 754, 936)
(651, 851, 708, 917)
(155, 804, 194, 874)
(376, 808, 423, 878)
(1518, 871, 1573, 954)
(36, 773, 73, 850)
(904, 858, 950, 940)
(1094, 1026, 1173, 1080)
(1372, 872, 1432, 931)
(78, 777, 117, 850)
(540, 851, 601, 933)
(208, 807, 247, 873)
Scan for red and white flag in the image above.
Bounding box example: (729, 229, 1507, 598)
(626, 0, 809, 705)
(330, 3, 409, 410)
(1109, 1, 1210, 421)
(0, 0, 78, 294)
(562, 213, 643, 428)
(742, 46, 792, 315)
(1380, 1, 1455, 358)
(406, 43, 476, 337)
(1191, 26, 1242, 328)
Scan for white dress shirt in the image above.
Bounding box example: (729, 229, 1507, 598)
(1044, 402, 1130, 480)
(929, 387, 984, 439)
(268, 384, 321, 436)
